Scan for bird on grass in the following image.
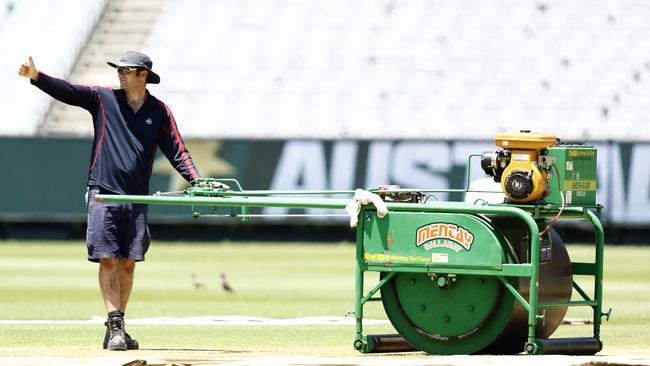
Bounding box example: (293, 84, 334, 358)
(220, 272, 234, 293)
(191, 273, 206, 289)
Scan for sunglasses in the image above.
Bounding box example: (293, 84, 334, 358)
(116, 66, 140, 75)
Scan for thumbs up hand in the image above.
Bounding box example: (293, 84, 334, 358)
(18, 56, 39, 81)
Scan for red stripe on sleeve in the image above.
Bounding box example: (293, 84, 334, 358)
(89, 93, 106, 171)
(159, 102, 199, 180)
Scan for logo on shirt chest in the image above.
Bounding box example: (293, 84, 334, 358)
(145, 117, 153, 125)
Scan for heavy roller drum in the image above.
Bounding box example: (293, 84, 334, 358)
(380, 216, 572, 354)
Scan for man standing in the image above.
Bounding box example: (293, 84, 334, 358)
(19, 51, 226, 351)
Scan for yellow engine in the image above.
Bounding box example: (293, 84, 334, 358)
(481, 131, 557, 203)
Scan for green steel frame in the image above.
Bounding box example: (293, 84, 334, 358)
(95, 179, 606, 355)
(352, 203, 605, 354)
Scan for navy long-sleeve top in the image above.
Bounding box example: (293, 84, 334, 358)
(32, 72, 200, 195)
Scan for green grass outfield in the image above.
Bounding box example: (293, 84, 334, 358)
(0, 241, 648, 357)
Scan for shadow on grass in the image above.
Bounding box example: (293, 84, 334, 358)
(140, 348, 250, 353)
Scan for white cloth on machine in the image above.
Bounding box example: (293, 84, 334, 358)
(345, 189, 389, 228)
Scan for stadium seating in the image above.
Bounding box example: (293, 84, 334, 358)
(7, 0, 650, 141)
(139, 0, 650, 141)
(0, 0, 106, 135)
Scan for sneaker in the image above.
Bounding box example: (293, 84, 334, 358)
(105, 316, 127, 351)
(103, 322, 139, 350)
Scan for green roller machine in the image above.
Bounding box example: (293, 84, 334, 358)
(96, 131, 608, 355)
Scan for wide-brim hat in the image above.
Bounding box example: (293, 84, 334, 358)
(107, 51, 160, 84)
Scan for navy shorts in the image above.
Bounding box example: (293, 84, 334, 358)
(86, 186, 150, 262)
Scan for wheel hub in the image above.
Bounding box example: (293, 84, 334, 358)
(393, 273, 501, 339)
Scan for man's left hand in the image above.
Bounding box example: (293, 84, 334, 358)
(198, 181, 230, 190)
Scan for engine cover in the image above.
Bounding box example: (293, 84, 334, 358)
(482, 131, 557, 203)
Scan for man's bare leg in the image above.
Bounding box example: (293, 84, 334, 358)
(118, 259, 135, 312)
(99, 258, 121, 312)
(99, 258, 127, 350)
(118, 259, 139, 350)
